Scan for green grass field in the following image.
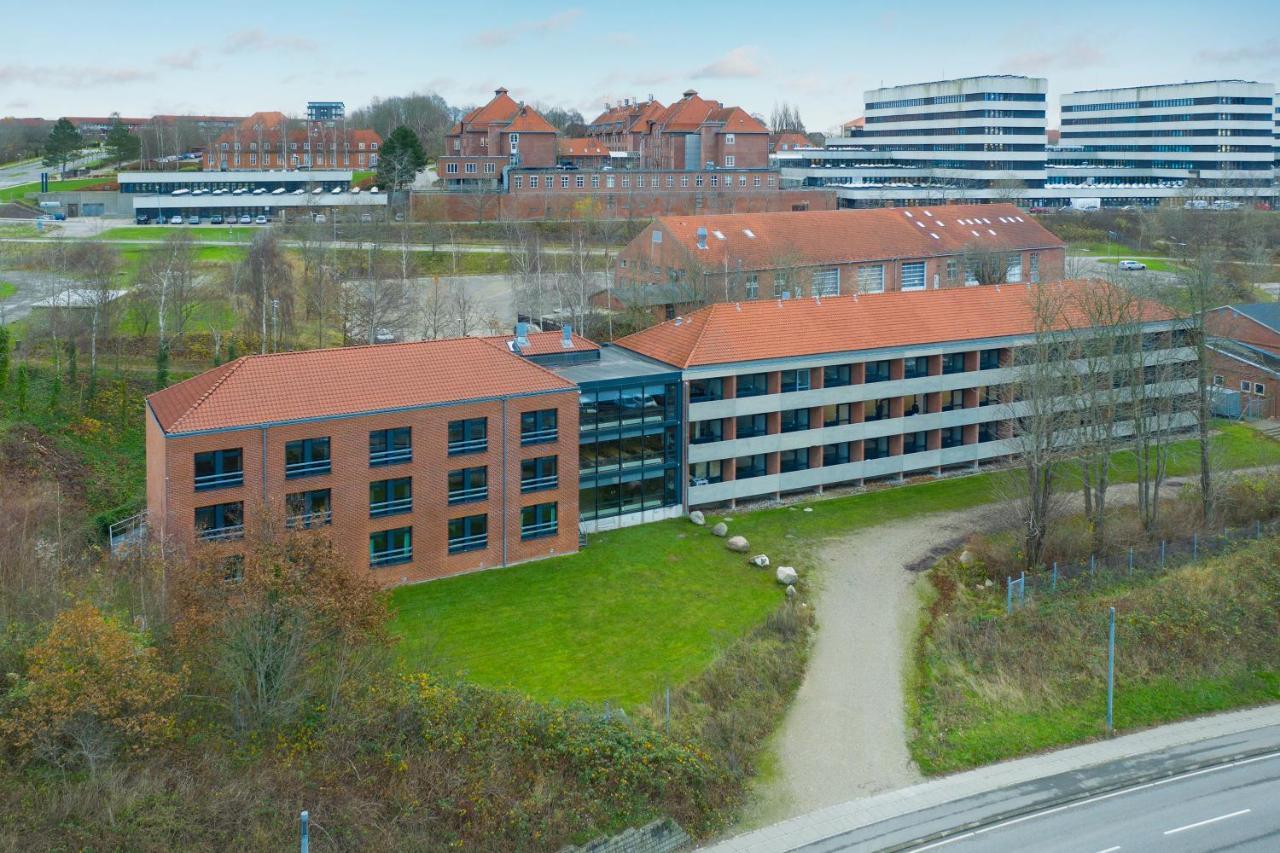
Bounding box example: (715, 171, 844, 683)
(0, 280, 15, 300)
(0, 177, 109, 203)
(389, 423, 1280, 707)
(98, 225, 260, 242)
(1095, 257, 1179, 273)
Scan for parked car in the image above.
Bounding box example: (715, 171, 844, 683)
(186, 215, 200, 225)
(210, 214, 224, 225)
(135, 215, 150, 225)
(359, 212, 372, 223)
(1118, 260, 1147, 271)
(314, 214, 326, 224)
(254, 215, 268, 225)
(169, 215, 183, 225)
(238, 214, 252, 224)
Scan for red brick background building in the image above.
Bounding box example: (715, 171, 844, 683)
(202, 111, 381, 171)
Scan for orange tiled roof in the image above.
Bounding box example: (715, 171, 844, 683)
(708, 106, 767, 134)
(771, 131, 813, 151)
(558, 138, 609, 157)
(453, 88, 556, 135)
(588, 99, 666, 132)
(505, 106, 557, 133)
(148, 337, 575, 435)
(644, 204, 1063, 271)
(487, 330, 601, 356)
(842, 116, 865, 130)
(616, 280, 1175, 369)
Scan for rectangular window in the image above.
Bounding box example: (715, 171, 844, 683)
(781, 369, 811, 393)
(823, 403, 853, 427)
(464, 162, 477, 174)
(575, 175, 585, 188)
(1255, 383, 1266, 395)
(447, 466, 488, 505)
(520, 409, 558, 445)
(941, 352, 967, 375)
(736, 372, 769, 398)
(865, 398, 892, 422)
(1213, 375, 1224, 386)
(901, 261, 926, 291)
(739, 175, 747, 187)
(622, 176, 631, 188)
(946, 259, 959, 282)
(448, 418, 488, 455)
(666, 176, 674, 188)
(520, 456, 558, 493)
(513, 174, 523, 188)
(447, 514, 488, 554)
(370, 526, 412, 567)
(370, 477, 412, 518)
(725, 133, 735, 145)
(689, 460, 723, 486)
(680, 176, 689, 188)
(735, 454, 767, 479)
(979, 348, 1002, 370)
(689, 378, 724, 403)
(858, 264, 885, 293)
(903, 431, 929, 454)
(286, 488, 331, 528)
(607, 175, 616, 188)
(285, 437, 330, 478)
(509, 133, 519, 154)
(520, 502, 558, 540)
(1241, 380, 1251, 392)
(812, 267, 840, 296)
(561, 175, 570, 188)
(823, 442, 852, 466)
(753, 176, 761, 187)
(194, 448, 243, 491)
(1006, 254, 1023, 283)
(725, 155, 735, 168)
(529, 175, 539, 188)
(710, 175, 718, 188)
(865, 360, 892, 383)
(823, 364, 852, 387)
(780, 408, 811, 432)
(903, 356, 929, 379)
(446, 162, 458, 174)
(744, 274, 759, 299)
(735, 413, 767, 438)
(592, 175, 601, 188)
(1029, 252, 1040, 283)
(369, 427, 411, 466)
(690, 419, 724, 444)
(779, 448, 809, 472)
(774, 273, 790, 298)
(194, 501, 244, 541)
(484, 162, 496, 174)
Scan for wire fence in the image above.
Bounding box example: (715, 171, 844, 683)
(1006, 516, 1279, 613)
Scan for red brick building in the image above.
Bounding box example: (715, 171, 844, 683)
(202, 112, 381, 171)
(146, 337, 580, 587)
(438, 88, 559, 189)
(1206, 304, 1280, 419)
(769, 132, 814, 153)
(608, 203, 1066, 318)
(586, 90, 769, 170)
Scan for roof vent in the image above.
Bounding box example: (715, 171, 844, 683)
(495, 87, 509, 96)
(683, 89, 697, 98)
(562, 324, 574, 349)
(674, 316, 684, 326)
(515, 321, 530, 350)
(696, 226, 708, 250)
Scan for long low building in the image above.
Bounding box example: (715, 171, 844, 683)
(120, 169, 388, 221)
(143, 281, 1191, 586)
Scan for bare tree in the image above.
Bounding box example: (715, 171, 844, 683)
(341, 243, 415, 344)
(67, 242, 120, 394)
(236, 232, 294, 353)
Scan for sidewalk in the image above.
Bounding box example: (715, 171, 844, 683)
(703, 703, 1280, 852)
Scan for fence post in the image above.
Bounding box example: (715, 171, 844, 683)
(300, 811, 309, 853)
(1160, 540, 1166, 569)
(1106, 607, 1116, 738)
(1127, 547, 1133, 575)
(1019, 571, 1026, 605)
(1193, 532, 1198, 560)
(1006, 576, 1013, 614)
(1052, 561, 1058, 591)
(1090, 553, 1096, 576)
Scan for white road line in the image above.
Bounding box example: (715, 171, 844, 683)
(1095, 847, 1122, 853)
(903, 751, 1279, 851)
(1163, 808, 1251, 835)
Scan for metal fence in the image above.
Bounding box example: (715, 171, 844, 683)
(1006, 517, 1279, 613)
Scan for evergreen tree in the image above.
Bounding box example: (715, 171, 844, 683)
(103, 116, 141, 168)
(15, 364, 28, 414)
(155, 340, 170, 389)
(0, 326, 10, 397)
(227, 341, 238, 361)
(42, 118, 84, 178)
(374, 126, 428, 192)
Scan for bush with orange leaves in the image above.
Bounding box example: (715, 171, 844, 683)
(1, 603, 180, 772)
(166, 522, 391, 734)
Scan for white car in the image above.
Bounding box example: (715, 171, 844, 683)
(254, 215, 268, 225)
(1118, 260, 1147, 271)
(169, 215, 183, 224)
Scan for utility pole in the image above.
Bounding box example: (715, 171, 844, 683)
(271, 298, 280, 353)
(1106, 606, 1116, 737)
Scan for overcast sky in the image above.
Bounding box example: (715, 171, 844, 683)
(4, 0, 1278, 132)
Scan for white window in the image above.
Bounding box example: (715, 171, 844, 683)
(1213, 374, 1224, 386)
(1029, 252, 1040, 283)
(774, 273, 791, 298)
(249, 153, 257, 165)
(530, 175, 539, 188)
(561, 175, 570, 188)
(858, 265, 885, 293)
(739, 175, 747, 187)
(484, 162, 496, 174)
(453, 138, 461, 151)
(513, 175, 523, 188)
(371, 142, 378, 150)
(695, 176, 704, 187)
(812, 267, 840, 296)
(592, 175, 600, 188)
(575, 175, 584, 188)
(1256, 383, 1266, 395)
(753, 176, 762, 187)
(607, 175, 615, 188)
(744, 274, 759, 299)
(901, 262, 926, 291)
(464, 162, 477, 174)
(725, 133, 735, 145)
(446, 162, 459, 174)
(710, 175, 718, 187)
(680, 176, 689, 188)
(622, 176, 630, 188)
(666, 175, 674, 188)
(1006, 254, 1023, 283)
(509, 133, 519, 154)
(725, 155, 735, 168)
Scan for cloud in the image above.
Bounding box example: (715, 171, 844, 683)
(1197, 38, 1280, 63)
(470, 9, 582, 49)
(0, 64, 154, 88)
(159, 48, 202, 70)
(691, 46, 764, 79)
(221, 28, 317, 54)
(999, 43, 1106, 73)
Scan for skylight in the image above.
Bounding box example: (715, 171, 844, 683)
(903, 210, 914, 218)
(713, 230, 725, 240)
(743, 228, 756, 238)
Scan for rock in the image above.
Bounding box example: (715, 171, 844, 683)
(689, 510, 705, 526)
(803, 507, 814, 513)
(785, 584, 797, 599)
(984, 578, 994, 588)
(959, 549, 976, 567)
(711, 522, 729, 537)
(776, 566, 798, 585)
(748, 554, 770, 568)
(726, 535, 750, 553)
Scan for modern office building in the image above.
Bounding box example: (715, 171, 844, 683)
(1049, 80, 1276, 206)
(609, 204, 1065, 317)
(778, 77, 1277, 209)
(121, 169, 388, 222)
(613, 283, 1195, 509)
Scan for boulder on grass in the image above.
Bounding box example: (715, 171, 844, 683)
(959, 549, 976, 567)
(726, 535, 750, 553)
(711, 522, 729, 537)
(748, 554, 770, 568)
(785, 584, 797, 599)
(689, 510, 705, 526)
(776, 566, 798, 585)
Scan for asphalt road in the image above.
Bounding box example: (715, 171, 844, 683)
(898, 752, 1279, 853)
(0, 150, 99, 190)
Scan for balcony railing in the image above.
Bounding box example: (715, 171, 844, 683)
(285, 459, 331, 478)
(286, 510, 332, 529)
(370, 497, 412, 518)
(194, 471, 243, 491)
(447, 438, 488, 455)
(369, 448, 412, 466)
(198, 523, 245, 542)
(521, 520, 558, 540)
(370, 546, 412, 568)
(447, 533, 487, 554)
(520, 428, 558, 446)
(520, 474, 558, 493)
(447, 486, 488, 505)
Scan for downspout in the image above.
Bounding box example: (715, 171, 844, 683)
(261, 426, 268, 511)
(501, 398, 508, 566)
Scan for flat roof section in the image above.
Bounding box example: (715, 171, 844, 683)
(548, 344, 682, 386)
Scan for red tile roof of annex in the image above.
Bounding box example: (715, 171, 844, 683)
(615, 280, 1175, 369)
(646, 204, 1064, 271)
(148, 336, 576, 435)
(485, 330, 601, 356)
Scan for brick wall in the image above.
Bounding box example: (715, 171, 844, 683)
(1206, 308, 1280, 356)
(150, 390, 580, 588)
(1209, 352, 1278, 419)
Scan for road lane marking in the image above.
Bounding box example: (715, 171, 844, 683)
(1096, 847, 1121, 853)
(1163, 808, 1251, 835)
(901, 751, 1279, 851)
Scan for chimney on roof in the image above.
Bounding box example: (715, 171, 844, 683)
(495, 87, 509, 96)
(683, 89, 697, 98)
(562, 325, 574, 349)
(696, 226, 708, 250)
(514, 321, 530, 351)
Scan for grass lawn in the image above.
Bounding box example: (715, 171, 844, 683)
(1095, 257, 1179, 273)
(98, 225, 259, 242)
(0, 279, 14, 300)
(390, 422, 1280, 707)
(0, 177, 108, 203)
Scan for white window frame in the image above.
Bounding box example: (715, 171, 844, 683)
(446, 162, 459, 174)
(509, 133, 519, 154)
(464, 162, 477, 174)
(812, 267, 840, 297)
(858, 264, 885, 294)
(1006, 254, 1023, 283)
(725, 133, 735, 145)
(901, 261, 927, 291)
(1241, 380, 1251, 392)
(744, 274, 759, 299)
(1255, 382, 1266, 395)
(1213, 374, 1224, 386)
(725, 155, 735, 168)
